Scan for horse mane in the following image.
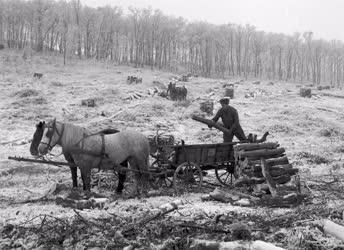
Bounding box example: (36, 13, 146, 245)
(62, 122, 89, 149)
(61, 123, 120, 150)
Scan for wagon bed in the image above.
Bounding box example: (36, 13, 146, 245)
(172, 141, 238, 167)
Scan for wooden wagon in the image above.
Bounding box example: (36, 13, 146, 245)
(149, 140, 239, 193)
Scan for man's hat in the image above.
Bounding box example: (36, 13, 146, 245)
(219, 97, 230, 104)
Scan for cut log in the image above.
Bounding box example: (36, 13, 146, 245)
(192, 115, 232, 136)
(234, 142, 279, 151)
(272, 174, 291, 184)
(266, 156, 289, 166)
(322, 219, 344, 241)
(238, 148, 285, 160)
(234, 177, 266, 187)
(253, 165, 298, 176)
(261, 158, 278, 197)
(235, 174, 292, 186)
(253, 164, 293, 172)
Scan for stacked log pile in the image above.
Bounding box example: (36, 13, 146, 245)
(127, 75, 142, 84)
(233, 142, 300, 199)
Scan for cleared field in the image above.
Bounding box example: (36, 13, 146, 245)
(1, 50, 344, 249)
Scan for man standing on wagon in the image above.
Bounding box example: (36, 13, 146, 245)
(210, 97, 247, 142)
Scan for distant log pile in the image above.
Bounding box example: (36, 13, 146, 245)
(234, 142, 299, 199)
(125, 87, 159, 100)
(317, 85, 331, 90)
(300, 87, 312, 97)
(200, 100, 214, 115)
(167, 82, 187, 101)
(33, 73, 43, 79)
(127, 75, 142, 84)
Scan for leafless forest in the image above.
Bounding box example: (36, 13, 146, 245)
(0, 0, 344, 87)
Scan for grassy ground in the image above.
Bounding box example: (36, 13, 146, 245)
(0, 49, 344, 249)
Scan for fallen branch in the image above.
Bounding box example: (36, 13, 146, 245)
(122, 200, 181, 235)
(1, 138, 31, 146)
(176, 223, 231, 234)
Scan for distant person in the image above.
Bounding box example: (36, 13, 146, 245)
(210, 97, 246, 142)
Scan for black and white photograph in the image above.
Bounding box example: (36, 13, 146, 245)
(0, 0, 343, 249)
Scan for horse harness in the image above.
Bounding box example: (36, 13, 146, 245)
(78, 132, 109, 171)
(40, 120, 65, 152)
(41, 121, 112, 171)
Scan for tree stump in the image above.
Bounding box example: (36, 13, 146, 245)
(81, 99, 96, 107)
(300, 88, 312, 97)
(200, 100, 214, 115)
(225, 88, 234, 99)
(181, 75, 188, 82)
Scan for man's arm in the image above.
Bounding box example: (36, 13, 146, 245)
(208, 108, 223, 128)
(212, 108, 223, 123)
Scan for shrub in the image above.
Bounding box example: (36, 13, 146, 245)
(296, 151, 330, 164)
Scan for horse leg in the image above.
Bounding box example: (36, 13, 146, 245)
(70, 166, 78, 188)
(116, 160, 128, 194)
(80, 168, 91, 191)
(130, 157, 149, 197)
(128, 159, 141, 197)
(64, 153, 78, 188)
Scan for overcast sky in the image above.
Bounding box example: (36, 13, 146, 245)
(80, 0, 344, 42)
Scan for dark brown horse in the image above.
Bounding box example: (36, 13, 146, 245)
(30, 121, 128, 193)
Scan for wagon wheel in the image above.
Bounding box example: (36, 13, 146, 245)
(173, 162, 203, 194)
(149, 160, 174, 189)
(215, 163, 238, 187)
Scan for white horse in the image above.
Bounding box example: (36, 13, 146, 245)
(37, 118, 150, 196)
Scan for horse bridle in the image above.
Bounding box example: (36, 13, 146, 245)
(39, 120, 65, 152)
